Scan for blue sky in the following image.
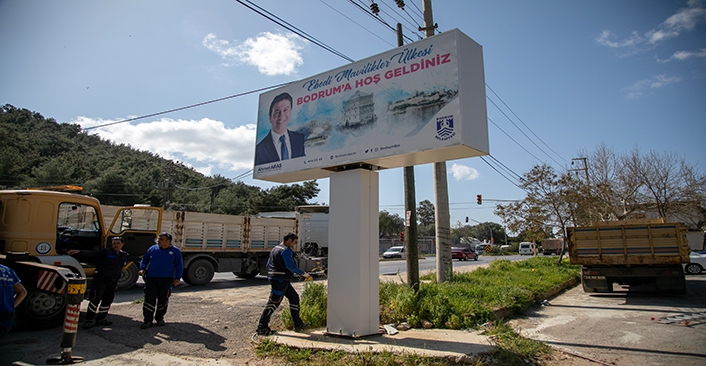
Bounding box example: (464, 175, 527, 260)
(1, 0, 704, 229)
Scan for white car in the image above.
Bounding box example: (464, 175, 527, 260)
(382, 246, 406, 259)
(684, 252, 706, 275)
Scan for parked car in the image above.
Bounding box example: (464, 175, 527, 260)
(382, 246, 406, 259)
(451, 247, 478, 261)
(684, 252, 706, 274)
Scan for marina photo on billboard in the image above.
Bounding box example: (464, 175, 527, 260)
(253, 28, 488, 183)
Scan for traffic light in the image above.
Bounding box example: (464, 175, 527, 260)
(476, 194, 482, 205)
(399, 232, 405, 242)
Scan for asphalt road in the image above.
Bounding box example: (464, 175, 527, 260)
(379, 253, 525, 276)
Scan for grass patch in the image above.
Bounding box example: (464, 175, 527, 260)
(256, 322, 552, 366)
(388, 257, 579, 329)
(282, 282, 328, 329)
(259, 257, 579, 365)
(256, 338, 459, 365)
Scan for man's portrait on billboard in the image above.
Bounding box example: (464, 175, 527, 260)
(255, 92, 306, 165)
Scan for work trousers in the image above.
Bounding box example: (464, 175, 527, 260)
(142, 277, 172, 323)
(258, 278, 303, 329)
(85, 277, 118, 321)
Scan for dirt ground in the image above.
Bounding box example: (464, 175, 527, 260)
(10, 264, 702, 365)
(4, 277, 598, 366)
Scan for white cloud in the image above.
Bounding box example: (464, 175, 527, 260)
(202, 32, 306, 76)
(597, 1, 705, 51)
(622, 74, 682, 99)
(658, 48, 706, 62)
(74, 117, 256, 176)
(449, 163, 479, 181)
(647, 0, 706, 44)
(595, 30, 642, 49)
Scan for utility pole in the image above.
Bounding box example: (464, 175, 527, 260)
(570, 157, 589, 183)
(421, 0, 452, 283)
(398, 22, 420, 292)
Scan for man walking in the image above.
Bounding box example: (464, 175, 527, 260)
(0, 263, 27, 339)
(138, 232, 183, 329)
(67, 236, 131, 329)
(256, 232, 311, 336)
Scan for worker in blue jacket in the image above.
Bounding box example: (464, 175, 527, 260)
(256, 232, 311, 336)
(138, 232, 183, 329)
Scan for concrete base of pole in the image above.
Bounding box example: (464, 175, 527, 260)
(46, 349, 84, 364)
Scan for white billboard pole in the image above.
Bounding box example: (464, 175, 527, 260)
(326, 168, 379, 337)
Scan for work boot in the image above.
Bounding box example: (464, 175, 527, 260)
(96, 319, 113, 326)
(140, 322, 153, 329)
(82, 320, 95, 329)
(255, 327, 274, 336)
(155, 320, 166, 326)
(294, 322, 309, 332)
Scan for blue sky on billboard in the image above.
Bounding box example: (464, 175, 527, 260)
(1, 0, 704, 229)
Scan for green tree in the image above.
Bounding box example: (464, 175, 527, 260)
(416, 199, 435, 236)
(252, 180, 320, 213)
(379, 210, 405, 238)
(0, 104, 323, 214)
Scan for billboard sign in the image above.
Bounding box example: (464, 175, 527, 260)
(253, 28, 488, 183)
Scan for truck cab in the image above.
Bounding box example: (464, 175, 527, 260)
(0, 189, 161, 328)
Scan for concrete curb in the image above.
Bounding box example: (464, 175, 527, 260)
(271, 328, 496, 362)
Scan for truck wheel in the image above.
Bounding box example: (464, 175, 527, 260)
(15, 289, 66, 329)
(684, 263, 702, 275)
(117, 263, 139, 290)
(183, 259, 215, 286)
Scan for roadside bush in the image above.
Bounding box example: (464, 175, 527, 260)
(286, 257, 579, 331)
(282, 282, 327, 329)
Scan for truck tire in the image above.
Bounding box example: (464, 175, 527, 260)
(15, 289, 66, 330)
(183, 259, 215, 286)
(117, 263, 139, 290)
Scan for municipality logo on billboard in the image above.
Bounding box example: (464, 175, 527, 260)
(435, 115, 456, 141)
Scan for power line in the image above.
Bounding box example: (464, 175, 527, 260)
(377, 0, 424, 39)
(488, 154, 523, 182)
(486, 94, 563, 167)
(486, 84, 569, 166)
(487, 117, 543, 163)
(235, 0, 355, 63)
(319, 0, 396, 47)
(480, 156, 524, 190)
(346, 0, 416, 43)
(83, 83, 290, 130)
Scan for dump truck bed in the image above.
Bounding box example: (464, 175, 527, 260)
(567, 222, 690, 266)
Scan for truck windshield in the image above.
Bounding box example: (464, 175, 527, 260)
(58, 202, 100, 231)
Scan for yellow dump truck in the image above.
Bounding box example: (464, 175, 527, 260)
(567, 220, 690, 294)
(101, 205, 329, 289)
(0, 189, 160, 328)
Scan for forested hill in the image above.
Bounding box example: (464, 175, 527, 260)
(0, 104, 319, 214)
